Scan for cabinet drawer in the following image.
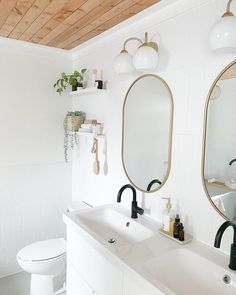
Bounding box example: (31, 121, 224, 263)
(123, 273, 164, 295)
(67, 262, 94, 295)
(67, 227, 123, 295)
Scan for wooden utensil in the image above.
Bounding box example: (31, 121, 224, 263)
(91, 138, 100, 175)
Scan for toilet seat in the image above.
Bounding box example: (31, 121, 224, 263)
(17, 238, 66, 262)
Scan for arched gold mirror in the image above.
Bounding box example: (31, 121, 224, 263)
(122, 74, 174, 193)
(203, 60, 236, 220)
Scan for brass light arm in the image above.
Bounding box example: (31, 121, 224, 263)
(121, 37, 143, 53)
(121, 32, 158, 53)
(223, 0, 234, 17)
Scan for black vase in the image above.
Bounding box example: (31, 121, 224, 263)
(72, 82, 79, 92)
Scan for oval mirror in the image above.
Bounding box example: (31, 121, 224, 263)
(203, 60, 236, 220)
(122, 74, 173, 193)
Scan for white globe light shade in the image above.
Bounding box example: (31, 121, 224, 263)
(113, 51, 134, 74)
(209, 16, 236, 52)
(133, 45, 158, 72)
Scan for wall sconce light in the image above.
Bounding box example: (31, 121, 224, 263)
(209, 0, 236, 52)
(113, 32, 159, 74)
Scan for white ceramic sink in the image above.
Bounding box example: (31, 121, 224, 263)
(144, 248, 236, 295)
(76, 207, 153, 246)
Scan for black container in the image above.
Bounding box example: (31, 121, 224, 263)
(173, 214, 181, 239)
(72, 81, 79, 92)
(178, 223, 185, 241)
(95, 80, 103, 89)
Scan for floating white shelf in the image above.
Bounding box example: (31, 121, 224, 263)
(67, 131, 105, 138)
(69, 87, 107, 96)
(77, 132, 105, 139)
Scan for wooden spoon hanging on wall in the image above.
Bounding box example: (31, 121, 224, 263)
(91, 138, 100, 175)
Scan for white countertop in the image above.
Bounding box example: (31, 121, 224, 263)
(63, 203, 234, 295)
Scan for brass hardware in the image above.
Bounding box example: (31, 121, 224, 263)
(222, 0, 234, 17)
(120, 32, 159, 53)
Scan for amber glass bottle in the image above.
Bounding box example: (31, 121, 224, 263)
(179, 223, 185, 241)
(173, 214, 180, 238)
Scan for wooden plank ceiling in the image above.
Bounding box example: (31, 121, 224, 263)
(0, 0, 161, 50)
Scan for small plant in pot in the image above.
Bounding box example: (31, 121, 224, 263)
(63, 111, 86, 162)
(54, 69, 87, 95)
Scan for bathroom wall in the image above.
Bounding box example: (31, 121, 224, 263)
(0, 38, 72, 277)
(71, 0, 236, 255)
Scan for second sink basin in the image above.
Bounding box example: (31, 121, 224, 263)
(76, 207, 153, 247)
(144, 248, 236, 295)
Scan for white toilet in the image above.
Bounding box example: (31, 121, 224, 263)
(17, 238, 66, 295)
(17, 201, 91, 295)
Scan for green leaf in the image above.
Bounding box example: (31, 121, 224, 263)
(73, 71, 79, 77)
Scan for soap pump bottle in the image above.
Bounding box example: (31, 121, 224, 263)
(162, 198, 173, 233)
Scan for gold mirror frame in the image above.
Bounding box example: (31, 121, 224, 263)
(202, 59, 236, 220)
(121, 74, 174, 193)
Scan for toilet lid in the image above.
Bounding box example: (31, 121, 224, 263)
(17, 238, 66, 262)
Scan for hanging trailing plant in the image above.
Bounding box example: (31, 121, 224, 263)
(63, 111, 86, 162)
(54, 69, 87, 95)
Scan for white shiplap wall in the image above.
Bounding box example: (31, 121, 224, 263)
(71, 0, 236, 255)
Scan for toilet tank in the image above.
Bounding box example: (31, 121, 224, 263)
(67, 201, 93, 212)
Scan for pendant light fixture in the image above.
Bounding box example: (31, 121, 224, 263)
(113, 32, 159, 74)
(209, 0, 236, 52)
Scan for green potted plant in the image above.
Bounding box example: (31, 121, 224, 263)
(63, 111, 86, 162)
(54, 69, 87, 95)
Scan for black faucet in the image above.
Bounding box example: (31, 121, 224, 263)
(147, 179, 162, 191)
(229, 159, 236, 166)
(214, 221, 236, 271)
(117, 184, 144, 219)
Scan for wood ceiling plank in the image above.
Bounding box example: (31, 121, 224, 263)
(38, 9, 87, 45)
(36, 0, 105, 46)
(0, 0, 35, 37)
(65, 0, 161, 49)
(60, 0, 141, 49)
(0, 0, 162, 50)
(48, 0, 123, 48)
(30, 0, 87, 43)
(0, 0, 18, 29)
(19, 0, 71, 41)
(9, 0, 53, 39)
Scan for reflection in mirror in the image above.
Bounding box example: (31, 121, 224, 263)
(122, 74, 173, 193)
(203, 61, 236, 220)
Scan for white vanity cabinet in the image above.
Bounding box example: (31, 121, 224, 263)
(123, 272, 164, 295)
(66, 225, 164, 295)
(67, 227, 123, 295)
(67, 262, 95, 295)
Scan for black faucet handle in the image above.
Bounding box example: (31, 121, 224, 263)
(132, 201, 144, 218)
(134, 206, 144, 215)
